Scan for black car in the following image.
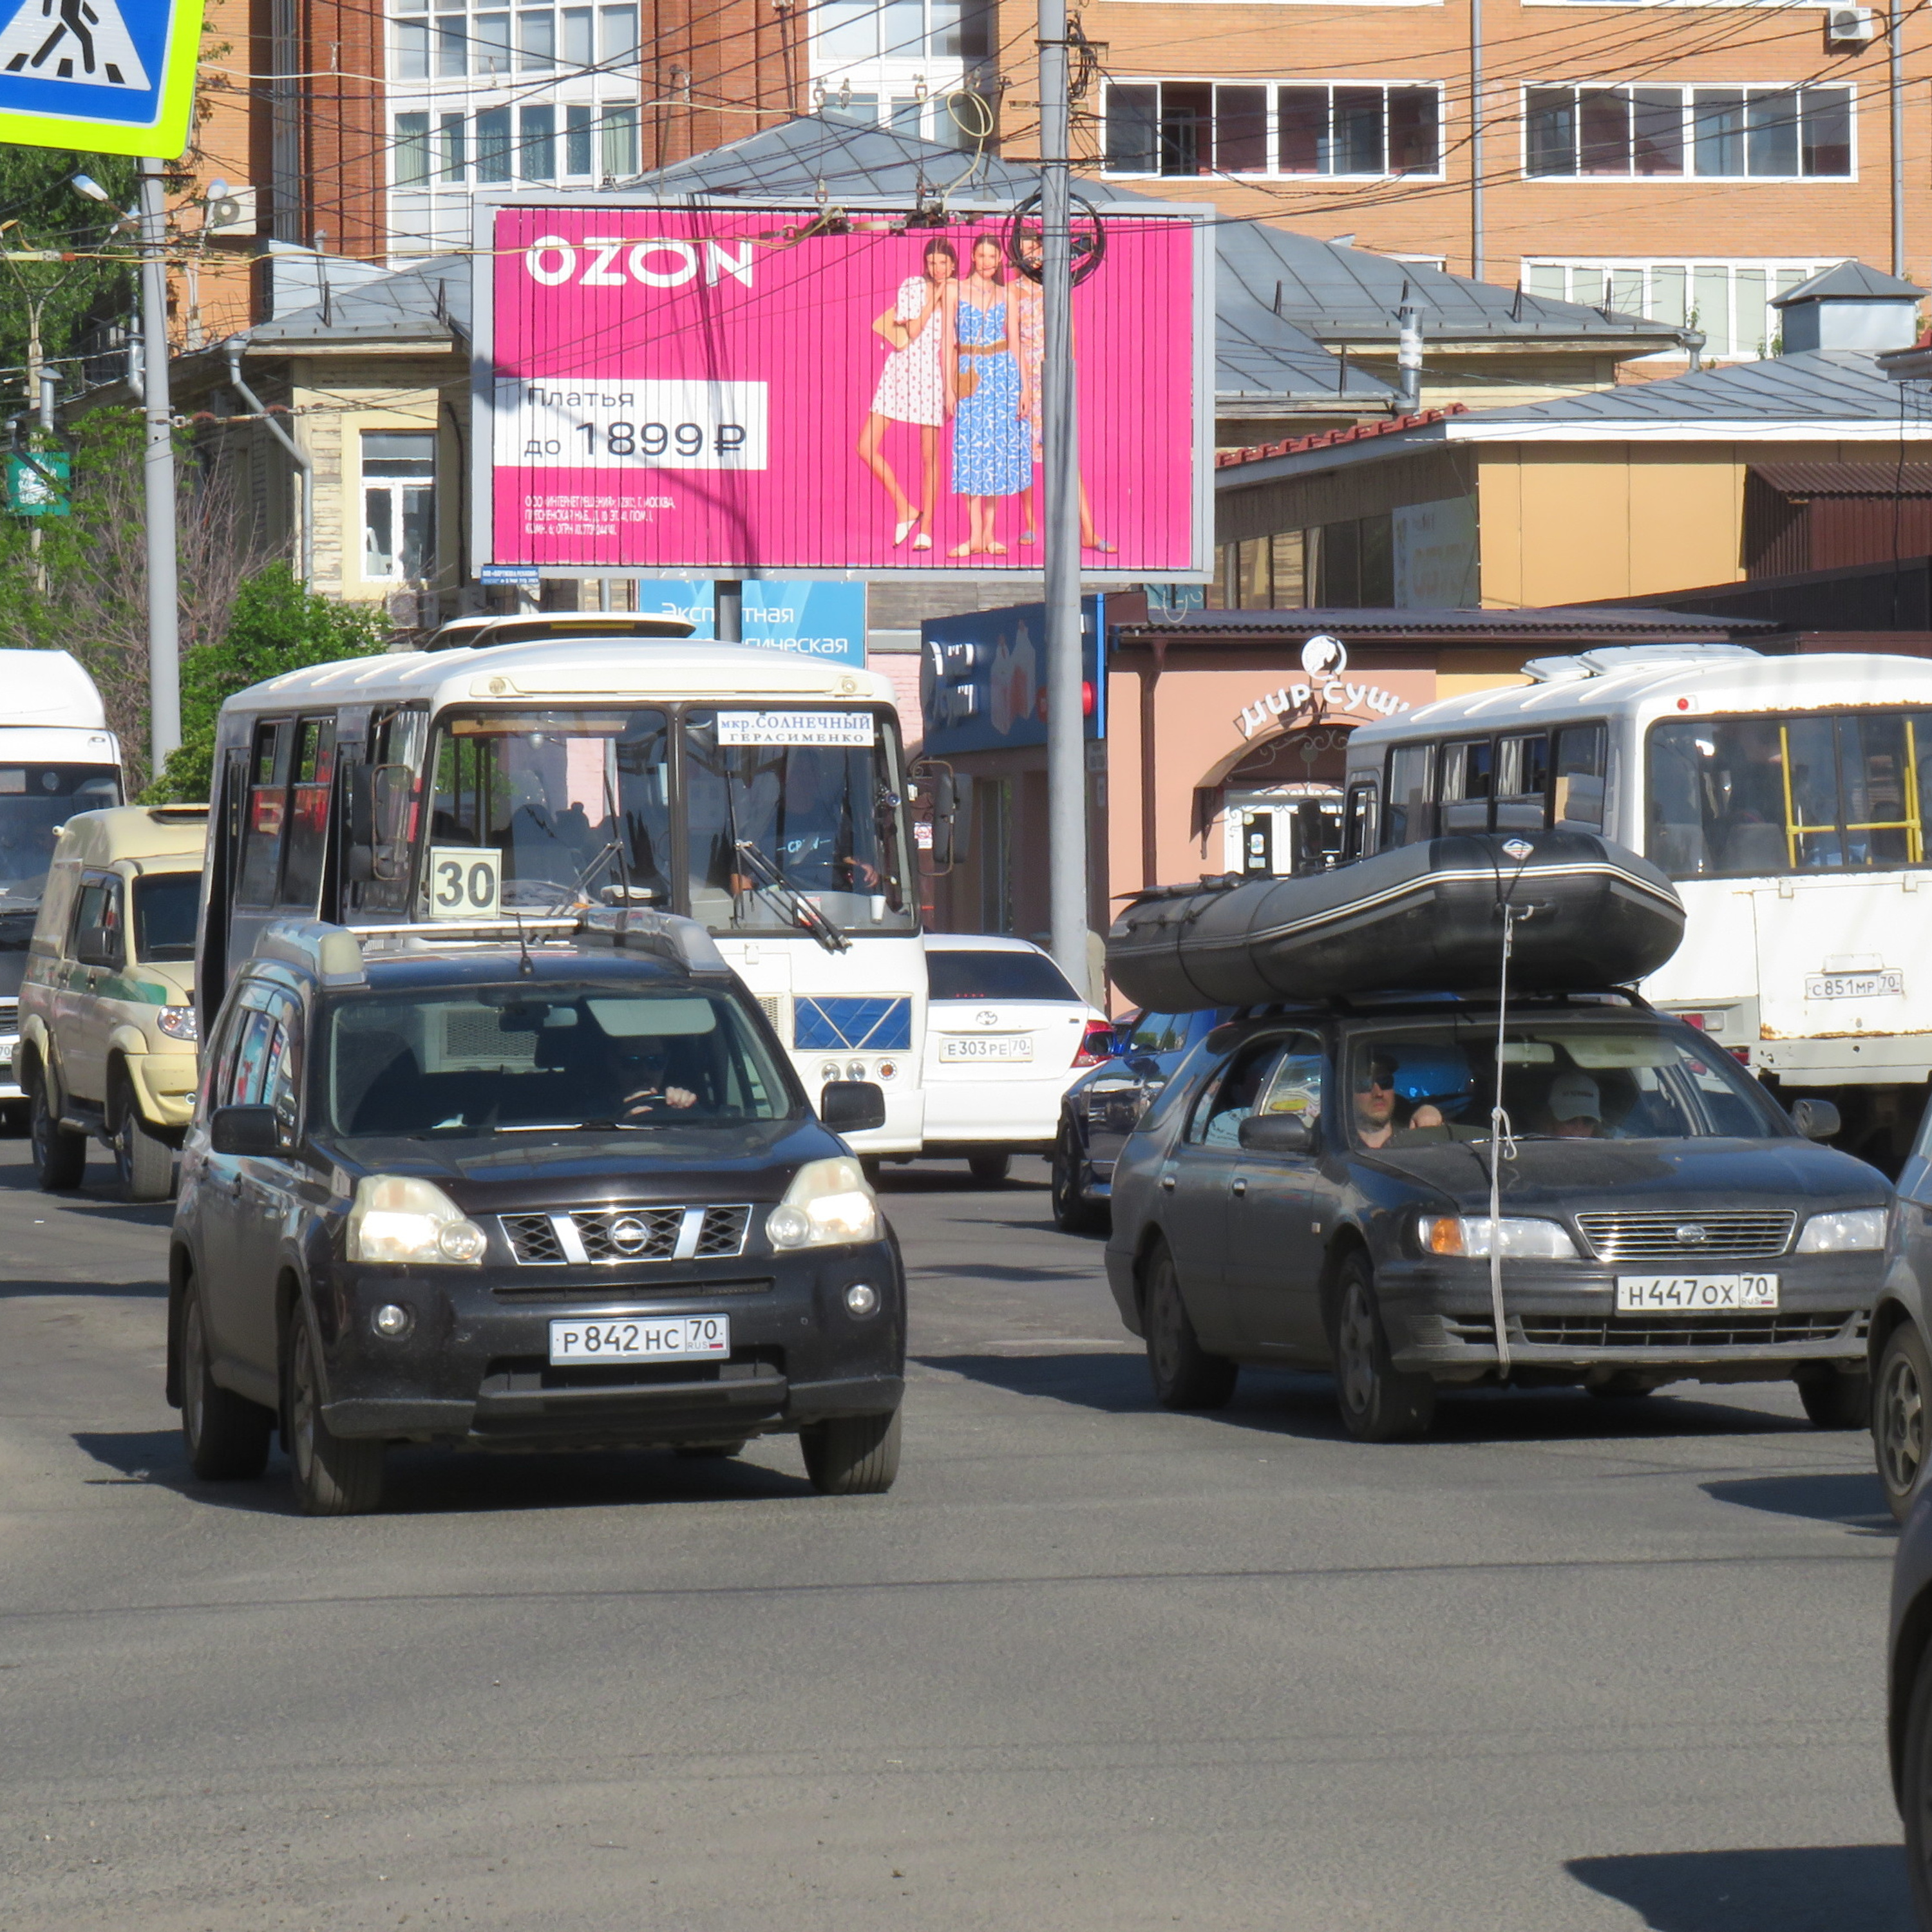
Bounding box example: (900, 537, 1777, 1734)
(1103, 994, 1890, 1439)
(166, 914, 905, 1515)
(1891, 1484, 1932, 1924)
(1050, 1006, 1234, 1233)
(1873, 1113, 1932, 1522)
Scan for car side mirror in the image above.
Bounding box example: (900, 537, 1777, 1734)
(1790, 1097, 1841, 1142)
(209, 1104, 281, 1157)
(1238, 1113, 1314, 1155)
(820, 1080, 887, 1133)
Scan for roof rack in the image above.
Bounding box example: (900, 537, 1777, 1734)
(337, 909, 734, 978)
(419, 613, 697, 652)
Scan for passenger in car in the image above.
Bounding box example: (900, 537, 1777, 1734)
(1540, 1069, 1605, 1139)
(1354, 1055, 1446, 1150)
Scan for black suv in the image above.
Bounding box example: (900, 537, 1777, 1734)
(165, 914, 905, 1514)
(1104, 994, 1891, 1439)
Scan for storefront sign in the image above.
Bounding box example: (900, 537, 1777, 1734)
(922, 597, 1106, 755)
(1234, 677, 1410, 740)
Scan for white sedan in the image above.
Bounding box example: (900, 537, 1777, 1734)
(917, 934, 1118, 1184)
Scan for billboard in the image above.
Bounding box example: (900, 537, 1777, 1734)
(474, 200, 1211, 582)
(921, 596, 1106, 755)
(634, 580, 867, 665)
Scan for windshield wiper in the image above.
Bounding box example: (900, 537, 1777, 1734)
(734, 839, 849, 953)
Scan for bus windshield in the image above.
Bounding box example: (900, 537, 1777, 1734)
(423, 705, 913, 934)
(0, 764, 120, 900)
(1648, 711, 1932, 879)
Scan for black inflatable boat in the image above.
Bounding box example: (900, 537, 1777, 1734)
(1106, 830, 1685, 1012)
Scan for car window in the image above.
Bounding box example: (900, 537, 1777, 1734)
(1127, 1011, 1179, 1054)
(70, 875, 124, 967)
(1258, 1040, 1325, 1130)
(132, 873, 198, 963)
(1188, 1039, 1288, 1147)
(926, 949, 1079, 1002)
(263, 1004, 303, 1140)
(228, 1007, 279, 1106)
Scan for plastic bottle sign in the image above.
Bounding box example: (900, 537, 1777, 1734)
(0, 0, 204, 157)
(428, 846, 502, 920)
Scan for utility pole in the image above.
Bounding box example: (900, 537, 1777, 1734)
(138, 158, 181, 775)
(1039, 0, 1088, 992)
(26, 298, 43, 594)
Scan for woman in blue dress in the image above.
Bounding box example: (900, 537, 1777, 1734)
(945, 236, 1030, 557)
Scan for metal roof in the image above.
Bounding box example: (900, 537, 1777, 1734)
(245, 257, 469, 348)
(1112, 605, 1779, 639)
(1771, 260, 1927, 307)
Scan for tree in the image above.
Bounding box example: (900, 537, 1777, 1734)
(147, 565, 390, 802)
(0, 149, 137, 384)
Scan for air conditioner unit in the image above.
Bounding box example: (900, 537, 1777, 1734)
(1826, 5, 1878, 46)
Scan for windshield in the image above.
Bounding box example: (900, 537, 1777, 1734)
(685, 710, 913, 935)
(927, 947, 1079, 1002)
(317, 982, 796, 1136)
(132, 873, 197, 963)
(1341, 1019, 1785, 1148)
(0, 766, 120, 899)
(420, 705, 913, 935)
(1647, 710, 1932, 878)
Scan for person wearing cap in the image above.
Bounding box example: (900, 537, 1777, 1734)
(1542, 1069, 1604, 1139)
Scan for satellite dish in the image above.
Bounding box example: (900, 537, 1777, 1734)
(1301, 634, 1347, 678)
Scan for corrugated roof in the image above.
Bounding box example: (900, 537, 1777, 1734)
(1751, 461, 1932, 495)
(1772, 260, 1927, 307)
(1458, 349, 1913, 424)
(1114, 605, 1779, 638)
(247, 258, 469, 346)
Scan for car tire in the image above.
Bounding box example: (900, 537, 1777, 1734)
(1331, 1254, 1436, 1443)
(800, 1408, 901, 1495)
(1904, 1634, 1932, 1924)
(178, 1274, 273, 1481)
(285, 1314, 384, 1517)
(967, 1151, 1011, 1186)
(111, 1074, 173, 1202)
(28, 1068, 84, 1192)
(0, 1101, 28, 1137)
(1144, 1241, 1237, 1410)
(1879, 1324, 1932, 1521)
(1797, 1367, 1871, 1431)
(1050, 1123, 1107, 1234)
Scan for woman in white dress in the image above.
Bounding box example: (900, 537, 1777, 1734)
(857, 239, 956, 552)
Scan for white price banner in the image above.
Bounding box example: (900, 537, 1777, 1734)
(496, 377, 768, 471)
(716, 710, 876, 747)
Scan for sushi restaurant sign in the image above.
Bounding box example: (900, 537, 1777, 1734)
(1235, 676, 1411, 740)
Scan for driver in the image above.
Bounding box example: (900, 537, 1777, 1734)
(732, 753, 880, 897)
(1354, 1054, 1444, 1150)
(616, 1041, 697, 1120)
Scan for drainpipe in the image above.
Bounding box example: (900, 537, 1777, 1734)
(224, 332, 312, 588)
(1469, 0, 1484, 281)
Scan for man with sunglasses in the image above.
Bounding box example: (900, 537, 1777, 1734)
(1354, 1054, 1445, 1149)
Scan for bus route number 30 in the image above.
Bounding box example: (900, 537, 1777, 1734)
(428, 846, 502, 920)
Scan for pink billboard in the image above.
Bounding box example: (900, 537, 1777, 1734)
(479, 203, 1206, 578)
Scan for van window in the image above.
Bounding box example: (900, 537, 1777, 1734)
(1495, 734, 1551, 831)
(70, 875, 123, 967)
(1554, 724, 1607, 829)
(133, 873, 198, 962)
(236, 721, 292, 906)
(1438, 740, 1494, 833)
(1384, 743, 1434, 847)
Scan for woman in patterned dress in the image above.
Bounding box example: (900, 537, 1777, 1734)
(857, 239, 956, 552)
(945, 236, 1030, 557)
(1010, 230, 1112, 553)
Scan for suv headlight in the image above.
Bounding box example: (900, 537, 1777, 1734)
(1421, 1214, 1580, 1261)
(1797, 1208, 1887, 1254)
(346, 1175, 487, 1265)
(766, 1156, 881, 1250)
(156, 1006, 198, 1043)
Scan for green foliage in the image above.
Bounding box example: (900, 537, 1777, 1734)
(0, 148, 137, 380)
(147, 566, 390, 802)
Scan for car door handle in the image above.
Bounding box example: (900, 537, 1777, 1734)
(1231, 1177, 1247, 1197)
(1160, 1173, 1175, 1192)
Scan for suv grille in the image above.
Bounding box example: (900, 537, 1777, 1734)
(1573, 1210, 1796, 1262)
(0, 997, 18, 1036)
(499, 1205, 752, 1265)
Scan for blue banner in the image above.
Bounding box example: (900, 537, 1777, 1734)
(634, 580, 867, 667)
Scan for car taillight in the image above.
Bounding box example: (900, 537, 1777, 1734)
(1072, 1020, 1117, 1068)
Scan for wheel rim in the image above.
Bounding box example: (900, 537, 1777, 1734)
(182, 1293, 206, 1451)
(1338, 1280, 1378, 1416)
(290, 1326, 318, 1488)
(1883, 1350, 1926, 1497)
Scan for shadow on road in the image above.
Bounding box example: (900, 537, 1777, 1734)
(1702, 1470, 1896, 1537)
(0, 1273, 165, 1300)
(1566, 1844, 1911, 1931)
(919, 1350, 1819, 1445)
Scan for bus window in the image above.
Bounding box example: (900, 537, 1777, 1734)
(1384, 743, 1434, 847)
(1438, 739, 1494, 834)
(1554, 724, 1607, 830)
(1344, 779, 1378, 859)
(1647, 710, 1932, 879)
(236, 721, 292, 907)
(278, 717, 337, 910)
(1495, 734, 1551, 831)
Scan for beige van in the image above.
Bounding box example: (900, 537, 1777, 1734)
(14, 805, 207, 1199)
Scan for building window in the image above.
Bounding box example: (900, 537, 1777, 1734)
(1523, 258, 1840, 358)
(363, 431, 437, 582)
(1523, 84, 1852, 178)
(810, 0, 992, 153)
(519, 102, 555, 178)
(1104, 80, 1442, 177)
(396, 111, 431, 185)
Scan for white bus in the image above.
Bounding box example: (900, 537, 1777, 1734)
(193, 616, 928, 1154)
(1341, 645, 1932, 1170)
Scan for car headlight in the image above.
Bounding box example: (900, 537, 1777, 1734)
(1421, 1214, 1580, 1261)
(1797, 1208, 1887, 1254)
(156, 1006, 198, 1043)
(345, 1175, 487, 1265)
(766, 1155, 882, 1250)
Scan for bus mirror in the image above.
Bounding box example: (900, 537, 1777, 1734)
(930, 770, 956, 869)
(370, 764, 412, 846)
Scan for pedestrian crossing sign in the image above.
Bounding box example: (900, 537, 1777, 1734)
(0, 0, 203, 158)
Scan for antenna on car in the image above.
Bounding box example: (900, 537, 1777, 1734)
(1484, 837, 1540, 1378)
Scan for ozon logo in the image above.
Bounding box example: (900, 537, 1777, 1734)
(524, 235, 755, 290)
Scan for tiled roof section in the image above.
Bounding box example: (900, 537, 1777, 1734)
(1469, 349, 1916, 423)
(1117, 605, 1780, 637)
(1216, 405, 1468, 467)
(1771, 260, 1927, 307)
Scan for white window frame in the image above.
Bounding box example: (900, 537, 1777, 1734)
(1520, 257, 1843, 359)
(1100, 78, 1447, 180)
(359, 430, 439, 584)
(1517, 81, 1857, 182)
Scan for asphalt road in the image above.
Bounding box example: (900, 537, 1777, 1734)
(0, 1135, 1914, 1932)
